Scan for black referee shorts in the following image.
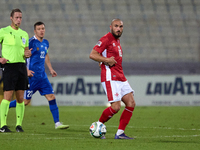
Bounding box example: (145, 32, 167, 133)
(2, 63, 28, 91)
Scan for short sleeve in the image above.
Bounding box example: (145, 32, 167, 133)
(29, 39, 33, 49)
(25, 33, 29, 47)
(0, 28, 4, 43)
(44, 39, 49, 53)
(93, 36, 108, 54)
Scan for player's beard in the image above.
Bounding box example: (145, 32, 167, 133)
(111, 29, 123, 39)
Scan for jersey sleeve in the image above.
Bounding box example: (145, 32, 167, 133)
(25, 32, 29, 47)
(0, 28, 4, 43)
(29, 38, 35, 55)
(29, 39, 33, 49)
(46, 39, 49, 53)
(93, 36, 108, 54)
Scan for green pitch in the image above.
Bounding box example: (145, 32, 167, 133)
(0, 106, 199, 150)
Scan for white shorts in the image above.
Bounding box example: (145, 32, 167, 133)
(102, 80, 134, 103)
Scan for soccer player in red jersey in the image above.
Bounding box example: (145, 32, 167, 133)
(90, 19, 136, 139)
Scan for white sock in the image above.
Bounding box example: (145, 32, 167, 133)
(116, 129, 124, 136)
(55, 122, 61, 126)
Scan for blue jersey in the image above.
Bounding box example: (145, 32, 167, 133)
(27, 36, 49, 79)
(24, 36, 53, 99)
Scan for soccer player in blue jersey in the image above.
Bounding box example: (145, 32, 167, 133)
(9, 21, 69, 129)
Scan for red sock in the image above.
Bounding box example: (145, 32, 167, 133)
(118, 107, 134, 130)
(99, 106, 117, 123)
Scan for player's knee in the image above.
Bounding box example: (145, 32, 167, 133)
(126, 98, 136, 108)
(124, 93, 136, 108)
(131, 100, 136, 108)
(111, 102, 121, 112)
(46, 94, 55, 101)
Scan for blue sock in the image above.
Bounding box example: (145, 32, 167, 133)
(9, 99, 17, 108)
(49, 99, 59, 123)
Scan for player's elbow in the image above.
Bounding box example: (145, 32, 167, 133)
(89, 49, 99, 61)
(89, 52, 95, 60)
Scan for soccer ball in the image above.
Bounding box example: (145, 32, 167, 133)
(89, 121, 106, 138)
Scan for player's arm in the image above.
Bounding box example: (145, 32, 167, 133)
(0, 29, 9, 64)
(45, 53, 57, 77)
(26, 67, 34, 77)
(89, 49, 117, 67)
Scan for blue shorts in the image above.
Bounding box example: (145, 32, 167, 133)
(24, 75, 54, 100)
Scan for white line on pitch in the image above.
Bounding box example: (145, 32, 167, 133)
(71, 124, 200, 131)
(134, 134, 200, 138)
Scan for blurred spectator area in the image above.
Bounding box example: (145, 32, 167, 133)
(0, 0, 200, 75)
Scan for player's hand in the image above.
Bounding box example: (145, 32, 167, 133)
(24, 48, 32, 58)
(98, 62, 102, 70)
(0, 58, 8, 64)
(27, 70, 34, 77)
(50, 69, 57, 77)
(105, 56, 117, 67)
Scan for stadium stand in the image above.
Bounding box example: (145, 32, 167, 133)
(0, 0, 200, 75)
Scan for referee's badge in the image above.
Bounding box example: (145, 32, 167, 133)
(22, 38, 26, 45)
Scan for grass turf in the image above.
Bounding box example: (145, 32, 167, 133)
(0, 106, 199, 150)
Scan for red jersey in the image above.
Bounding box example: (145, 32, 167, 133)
(93, 32, 127, 82)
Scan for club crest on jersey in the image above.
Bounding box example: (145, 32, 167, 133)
(96, 41, 102, 47)
(37, 47, 39, 51)
(22, 38, 26, 45)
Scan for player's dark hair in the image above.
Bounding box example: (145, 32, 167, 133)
(34, 21, 45, 30)
(10, 8, 22, 17)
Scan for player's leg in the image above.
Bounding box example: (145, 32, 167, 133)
(9, 99, 30, 108)
(24, 99, 31, 105)
(9, 99, 17, 108)
(99, 81, 120, 123)
(45, 94, 69, 129)
(114, 81, 135, 139)
(46, 94, 59, 122)
(15, 90, 25, 132)
(40, 76, 69, 129)
(14, 63, 29, 132)
(114, 92, 135, 139)
(0, 64, 15, 132)
(9, 91, 32, 108)
(99, 101, 120, 123)
(119, 92, 135, 131)
(0, 90, 13, 132)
